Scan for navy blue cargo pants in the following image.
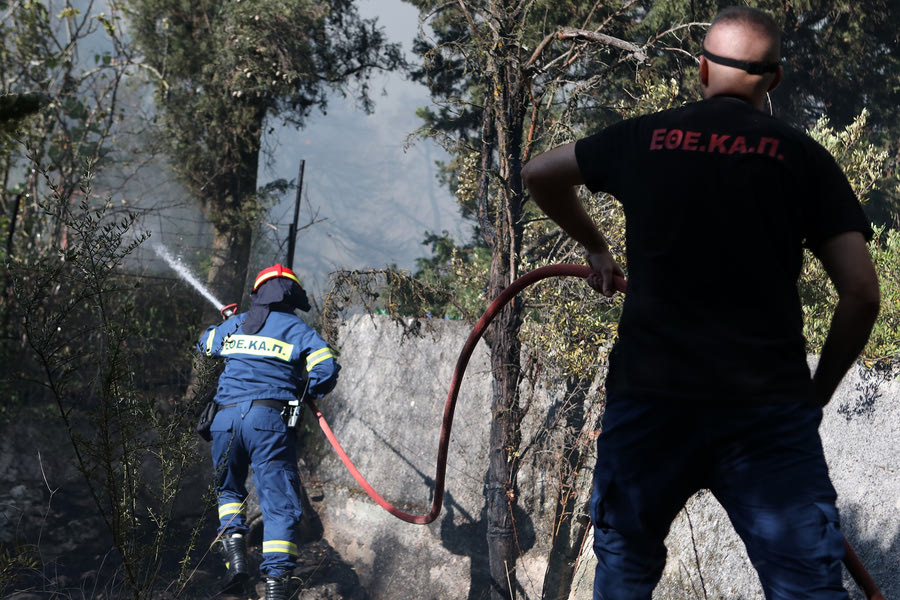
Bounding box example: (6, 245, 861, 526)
(591, 396, 848, 600)
(211, 402, 303, 578)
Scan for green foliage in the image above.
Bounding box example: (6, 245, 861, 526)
(325, 267, 421, 326)
(866, 227, 900, 359)
(802, 224, 900, 361)
(124, 0, 405, 301)
(319, 261, 470, 345)
(772, 0, 900, 137)
(0, 542, 39, 597)
(7, 166, 203, 598)
(519, 263, 622, 380)
(520, 182, 627, 380)
(807, 110, 888, 202)
(800, 112, 898, 360)
(518, 77, 684, 381)
(124, 0, 404, 203)
(1, 0, 129, 274)
(1, 0, 133, 431)
(0, 92, 51, 132)
(405, 231, 491, 319)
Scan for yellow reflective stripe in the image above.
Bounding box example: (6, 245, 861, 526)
(262, 540, 299, 556)
(306, 347, 334, 371)
(255, 268, 300, 290)
(218, 503, 244, 519)
(205, 330, 216, 355)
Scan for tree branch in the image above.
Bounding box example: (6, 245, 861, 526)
(456, 0, 484, 42)
(648, 21, 710, 46)
(527, 27, 648, 68)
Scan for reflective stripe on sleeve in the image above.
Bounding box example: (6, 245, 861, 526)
(218, 502, 244, 520)
(205, 330, 216, 355)
(306, 347, 334, 372)
(262, 540, 299, 556)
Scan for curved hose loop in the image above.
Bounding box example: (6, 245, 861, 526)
(305, 262, 883, 599)
(306, 263, 618, 524)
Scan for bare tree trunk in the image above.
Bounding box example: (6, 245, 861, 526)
(186, 105, 264, 404)
(485, 261, 524, 599)
(207, 220, 253, 317)
(541, 372, 607, 600)
(483, 6, 529, 593)
(201, 106, 265, 323)
(477, 105, 497, 246)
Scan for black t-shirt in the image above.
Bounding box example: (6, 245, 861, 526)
(575, 95, 872, 402)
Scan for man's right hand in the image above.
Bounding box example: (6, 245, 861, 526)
(586, 249, 626, 297)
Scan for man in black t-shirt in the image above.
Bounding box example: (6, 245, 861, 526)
(523, 7, 879, 600)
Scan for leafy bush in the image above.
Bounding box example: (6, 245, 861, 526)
(801, 111, 899, 362)
(6, 168, 205, 598)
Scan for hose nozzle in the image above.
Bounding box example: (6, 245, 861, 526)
(220, 303, 238, 320)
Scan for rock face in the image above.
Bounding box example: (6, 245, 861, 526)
(305, 315, 898, 600)
(298, 314, 551, 600)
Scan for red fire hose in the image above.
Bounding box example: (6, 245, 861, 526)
(844, 538, 885, 600)
(306, 262, 883, 598)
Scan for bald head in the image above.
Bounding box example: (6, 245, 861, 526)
(700, 7, 783, 109)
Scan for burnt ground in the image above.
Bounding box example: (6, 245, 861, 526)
(1, 418, 368, 600)
(4, 501, 369, 600)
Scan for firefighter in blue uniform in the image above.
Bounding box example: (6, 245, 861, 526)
(197, 264, 339, 600)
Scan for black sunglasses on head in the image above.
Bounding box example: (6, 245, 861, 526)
(701, 48, 780, 75)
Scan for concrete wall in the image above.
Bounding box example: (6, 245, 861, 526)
(302, 315, 898, 599)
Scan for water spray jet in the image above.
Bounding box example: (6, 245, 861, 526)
(151, 242, 236, 318)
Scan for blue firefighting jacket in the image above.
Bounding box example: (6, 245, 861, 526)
(196, 309, 339, 405)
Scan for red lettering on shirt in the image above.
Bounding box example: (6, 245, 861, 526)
(664, 129, 683, 150)
(728, 136, 748, 154)
(682, 130, 701, 151)
(708, 134, 730, 153)
(646, 129, 784, 160)
(758, 136, 780, 157)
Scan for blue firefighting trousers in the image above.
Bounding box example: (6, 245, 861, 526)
(211, 402, 302, 578)
(590, 397, 848, 600)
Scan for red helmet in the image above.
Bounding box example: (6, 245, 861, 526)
(253, 264, 301, 291)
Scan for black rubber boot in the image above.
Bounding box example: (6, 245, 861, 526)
(264, 576, 288, 600)
(221, 533, 250, 588)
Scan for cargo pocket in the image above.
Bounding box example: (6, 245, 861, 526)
(590, 469, 613, 532)
(811, 501, 846, 564)
(210, 407, 234, 433)
(278, 465, 303, 516)
(250, 406, 288, 433)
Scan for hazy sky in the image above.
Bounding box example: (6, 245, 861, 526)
(259, 0, 471, 295)
(136, 0, 468, 301)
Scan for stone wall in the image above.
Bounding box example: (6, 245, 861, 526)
(300, 314, 562, 599)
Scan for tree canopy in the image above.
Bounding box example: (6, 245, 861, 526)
(125, 0, 405, 306)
